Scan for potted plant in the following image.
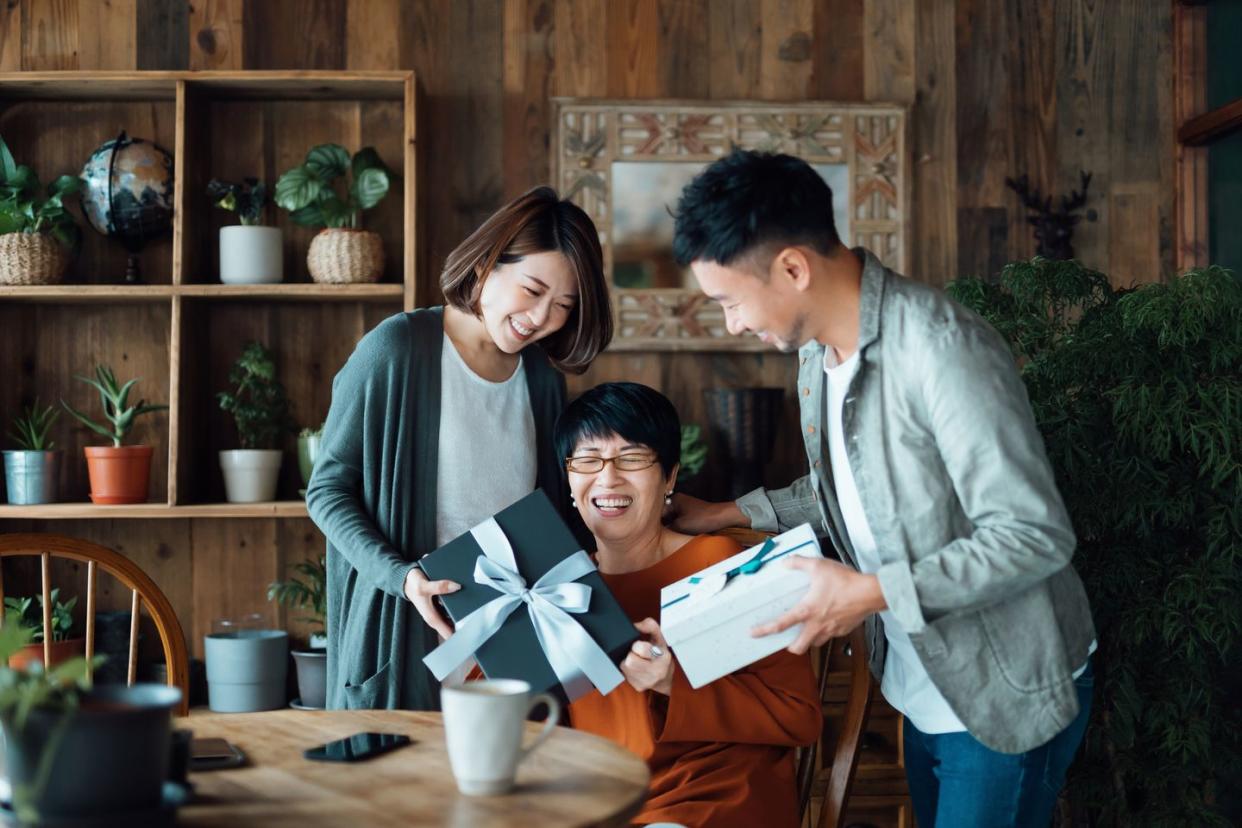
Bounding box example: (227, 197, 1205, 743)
(296, 421, 324, 496)
(61, 364, 167, 504)
(268, 553, 327, 708)
(4, 400, 60, 505)
(216, 341, 292, 503)
(207, 177, 282, 285)
(274, 143, 392, 284)
(0, 622, 181, 823)
(948, 259, 1241, 825)
(0, 135, 81, 286)
(4, 588, 84, 670)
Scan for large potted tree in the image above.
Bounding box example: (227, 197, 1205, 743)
(0, 135, 81, 286)
(268, 553, 327, 708)
(3, 400, 60, 505)
(208, 177, 282, 284)
(274, 143, 392, 284)
(0, 623, 182, 823)
(61, 365, 167, 504)
(948, 259, 1241, 826)
(217, 341, 292, 503)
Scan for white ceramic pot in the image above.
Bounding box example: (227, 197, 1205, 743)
(219, 226, 283, 284)
(219, 449, 283, 503)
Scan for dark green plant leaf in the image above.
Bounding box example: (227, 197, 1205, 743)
(351, 167, 389, 211)
(305, 144, 350, 180)
(274, 166, 321, 212)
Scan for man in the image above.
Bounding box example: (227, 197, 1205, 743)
(669, 149, 1096, 827)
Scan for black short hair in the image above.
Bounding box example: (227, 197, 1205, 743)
(554, 382, 681, 477)
(672, 148, 840, 269)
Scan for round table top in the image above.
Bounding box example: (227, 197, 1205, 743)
(176, 708, 649, 827)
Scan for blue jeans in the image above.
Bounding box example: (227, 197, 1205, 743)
(903, 661, 1093, 828)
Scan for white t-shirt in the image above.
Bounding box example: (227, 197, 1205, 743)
(823, 349, 968, 734)
(435, 334, 537, 547)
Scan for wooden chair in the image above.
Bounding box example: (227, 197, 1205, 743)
(0, 533, 190, 716)
(715, 528, 873, 828)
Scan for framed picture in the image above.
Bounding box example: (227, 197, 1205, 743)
(551, 99, 909, 351)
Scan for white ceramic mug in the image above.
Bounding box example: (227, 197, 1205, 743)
(441, 679, 561, 795)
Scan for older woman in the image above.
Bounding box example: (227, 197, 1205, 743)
(554, 382, 821, 828)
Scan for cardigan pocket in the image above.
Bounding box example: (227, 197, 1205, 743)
(343, 659, 393, 709)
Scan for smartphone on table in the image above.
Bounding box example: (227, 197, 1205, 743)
(303, 732, 413, 762)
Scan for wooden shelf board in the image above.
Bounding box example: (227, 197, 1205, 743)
(0, 501, 310, 520)
(178, 283, 405, 301)
(0, 285, 175, 302)
(0, 71, 410, 102)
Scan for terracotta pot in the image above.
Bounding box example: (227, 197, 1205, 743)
(83, 445, 154, 504)
(8, 637, 85, 671)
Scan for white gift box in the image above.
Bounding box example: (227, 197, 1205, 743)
(660, 524, 823, 689)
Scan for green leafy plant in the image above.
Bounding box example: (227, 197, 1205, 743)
(217, 342, 292, 450)
(0, 622, 102, 823)
(7, 400, 60, 451)
(267, 554, 326, 634)
(0, 135, 82, 250)
(679, 424, 708, 479)
(61, 365, 167, 448)
(298, 422, 324, 440)
(948, 258, 1241, 826)
(4, 589, 77, 643)
(274, 144, 392, 229)
(206, 177, 268, 226)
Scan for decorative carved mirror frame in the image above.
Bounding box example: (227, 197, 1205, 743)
(551, 99, 910, 351)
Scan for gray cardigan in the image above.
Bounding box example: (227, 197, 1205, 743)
(306, 307, 572, 710)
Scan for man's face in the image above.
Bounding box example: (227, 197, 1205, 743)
(690, 257, 807, 352)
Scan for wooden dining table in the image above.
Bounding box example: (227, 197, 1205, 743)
(175, 709, 649, 827)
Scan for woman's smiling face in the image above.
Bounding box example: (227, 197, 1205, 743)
(566, 432, 676, 545)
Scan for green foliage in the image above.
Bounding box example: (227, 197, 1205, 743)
(7, 400, 59, 451)
(0, 135, 82, 251)
(298, 422, 324, 439)
(274, 144, 392, 230)
(4, 589, 76, 643)
(948, 258, 1242, 826)
(217, 342, 292, 450)
(679, 424, 708, 479)
(0, 621, 105, 822)
(206, 177, 268, 226)
(61, 365, 167, 448)
(267, 554, 326, 633)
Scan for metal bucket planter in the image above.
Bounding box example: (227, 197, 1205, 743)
(204, 629, 288, 712)
(2, 683, 182, 821)
(2, 449, 58, 505)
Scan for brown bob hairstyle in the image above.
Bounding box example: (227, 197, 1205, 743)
(440, 185, 613, 374)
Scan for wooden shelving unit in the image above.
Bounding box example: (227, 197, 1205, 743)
(0, 70, 417, 516)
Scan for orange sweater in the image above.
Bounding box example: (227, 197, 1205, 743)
(569, 535, 822, 828)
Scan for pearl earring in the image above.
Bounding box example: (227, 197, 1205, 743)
(664, 492, 673, 506)
(571, 497, 577, 508)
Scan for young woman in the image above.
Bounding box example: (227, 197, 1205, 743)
(554, 382, 821, 827)
(306, 186, 613, 710)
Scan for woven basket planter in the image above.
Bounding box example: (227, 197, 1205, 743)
(306, 228, 384, 284)
(0, 232, 70, 285)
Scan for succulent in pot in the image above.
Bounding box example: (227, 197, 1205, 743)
(274, 143, 393, 284)
(4, 588, 84, 671)
(3, 399, 61, 505)
(208, 177, 282, 285)
(61, 365, 167, 504)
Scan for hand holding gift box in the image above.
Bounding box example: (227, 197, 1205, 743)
(660, 523, 823, 688)
(420, 490, 638, 703)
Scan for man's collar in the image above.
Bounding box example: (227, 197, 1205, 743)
(798, 246, 886, 360)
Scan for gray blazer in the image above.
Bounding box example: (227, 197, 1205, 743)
(738, 249, 1095, 754)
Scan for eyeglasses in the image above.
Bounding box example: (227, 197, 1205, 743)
(565, 454, 659, 474)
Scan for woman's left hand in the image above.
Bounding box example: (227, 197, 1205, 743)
(621, 617, 674, 696)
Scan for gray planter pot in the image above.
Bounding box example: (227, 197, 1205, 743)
(2, 683, 181, 820)
(2, 449, 58, 505)
(204, 629, 288, 712)
(292, 648, 327, 708)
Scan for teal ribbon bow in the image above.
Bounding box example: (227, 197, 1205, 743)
(689, 538, 777, 586)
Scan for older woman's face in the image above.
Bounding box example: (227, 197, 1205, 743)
(566, 432, 676, 544)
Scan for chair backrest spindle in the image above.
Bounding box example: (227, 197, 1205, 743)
(41, 552, 52, 667)
(85, 560, 97, 684)
(127, 591, 141, 686)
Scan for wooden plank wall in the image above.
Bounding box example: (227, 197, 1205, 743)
(1, 1, 1175, 658)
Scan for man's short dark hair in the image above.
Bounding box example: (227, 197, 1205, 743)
(672, 148, 840, 270)
(554, 382, 681, 477)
